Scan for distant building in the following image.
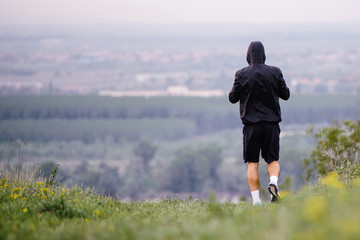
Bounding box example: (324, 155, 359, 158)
(99, 86, 224, 98)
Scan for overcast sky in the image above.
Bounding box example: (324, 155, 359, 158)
(0, 0, 359, 25)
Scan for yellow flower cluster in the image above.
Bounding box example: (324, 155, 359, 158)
(0, 179, 8, 190)
(320, 172, 345, 190)
(61, 189, 69, 197)
(36, 182, 44, 187)
(93, 209, 101, 216)
(3, 180, 58, 201)
(35, 183, 54, 199)
(39, 188, 49, 193)
(302, 195, 327, 222)
(9, 193, 20, 200)
(279, 190, 290, 199)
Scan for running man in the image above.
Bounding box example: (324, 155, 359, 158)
(229, 41, 290, 205)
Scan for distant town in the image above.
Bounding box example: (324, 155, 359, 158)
(0, 24, 359, 96)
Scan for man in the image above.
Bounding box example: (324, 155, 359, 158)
(229, 41, 290, 205)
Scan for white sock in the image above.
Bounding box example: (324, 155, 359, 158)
(251, 190, 261, 205)
(270, 176, 278, 186)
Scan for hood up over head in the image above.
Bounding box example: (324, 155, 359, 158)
(246, 41, 266, 64)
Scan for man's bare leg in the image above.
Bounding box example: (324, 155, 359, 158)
(247, 162, 261, 205)
(267, 160, 280, 179)
(267, 161, 280, 202)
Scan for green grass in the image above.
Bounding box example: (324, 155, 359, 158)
(1, 166, 360, 240)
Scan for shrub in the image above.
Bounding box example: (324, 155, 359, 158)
(303, 119, 360, 184)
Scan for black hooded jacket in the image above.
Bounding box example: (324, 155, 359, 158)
(229, 41, 290, 125)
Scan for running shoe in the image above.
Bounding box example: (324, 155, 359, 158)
(253, 201, 262, 206)
(268, 183, 280, 202)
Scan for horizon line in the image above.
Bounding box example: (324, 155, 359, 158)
(1, 21, 360, 26)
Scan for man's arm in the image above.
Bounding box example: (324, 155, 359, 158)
(229, 74, 241, 104)
(277, 69, 290, 100)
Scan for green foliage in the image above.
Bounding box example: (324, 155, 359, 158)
(303, 119, 360, 183)
(279, 176, 293, 191)
(166, 143, 222, 193)
(133, 139, 158, 172)
(40, 196, 86, 219)
(69, 161, 122, 197)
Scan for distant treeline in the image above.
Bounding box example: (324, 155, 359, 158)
(0, 96, 232, 120)
(1, 95, 359, 143)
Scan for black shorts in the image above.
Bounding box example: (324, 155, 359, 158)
(243, 123, 280, 164)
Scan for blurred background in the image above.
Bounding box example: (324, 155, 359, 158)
(1, 0, 360, 201)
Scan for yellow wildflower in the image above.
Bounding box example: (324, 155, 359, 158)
(0, 178, 5, 184)
(279, 190, 290, 199)
(36, 182, 44, 187)
(302, 195, 328, 222)
(41, 196, 47, 199)
(321, 172, 345, 190)
(84, 218, 90, 222)
(23, 208, 28, 213)
(9, 194, 19, 200)
(93, 209, 101, 216)
(21, 197, 27, 200)
(40, 188, 49, 193)
(13, 187, 22, 192)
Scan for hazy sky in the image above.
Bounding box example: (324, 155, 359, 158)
(0, 0, 359, 25)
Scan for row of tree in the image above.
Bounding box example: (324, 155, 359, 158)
(1, 95, 359, 122)
(0, 119, 196, 143)
(1, 95, 360, 143)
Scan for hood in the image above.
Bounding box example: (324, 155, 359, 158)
(246, 41, 266, 64)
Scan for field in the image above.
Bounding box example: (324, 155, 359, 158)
(1, 94, 360, 199)
(1, 166, 360, 240)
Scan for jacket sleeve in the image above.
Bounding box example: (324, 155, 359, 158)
(277, 69, 290, 100)
(229, 73, 241, 104)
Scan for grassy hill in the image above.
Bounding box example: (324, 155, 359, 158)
(1, 165, 360, 240)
